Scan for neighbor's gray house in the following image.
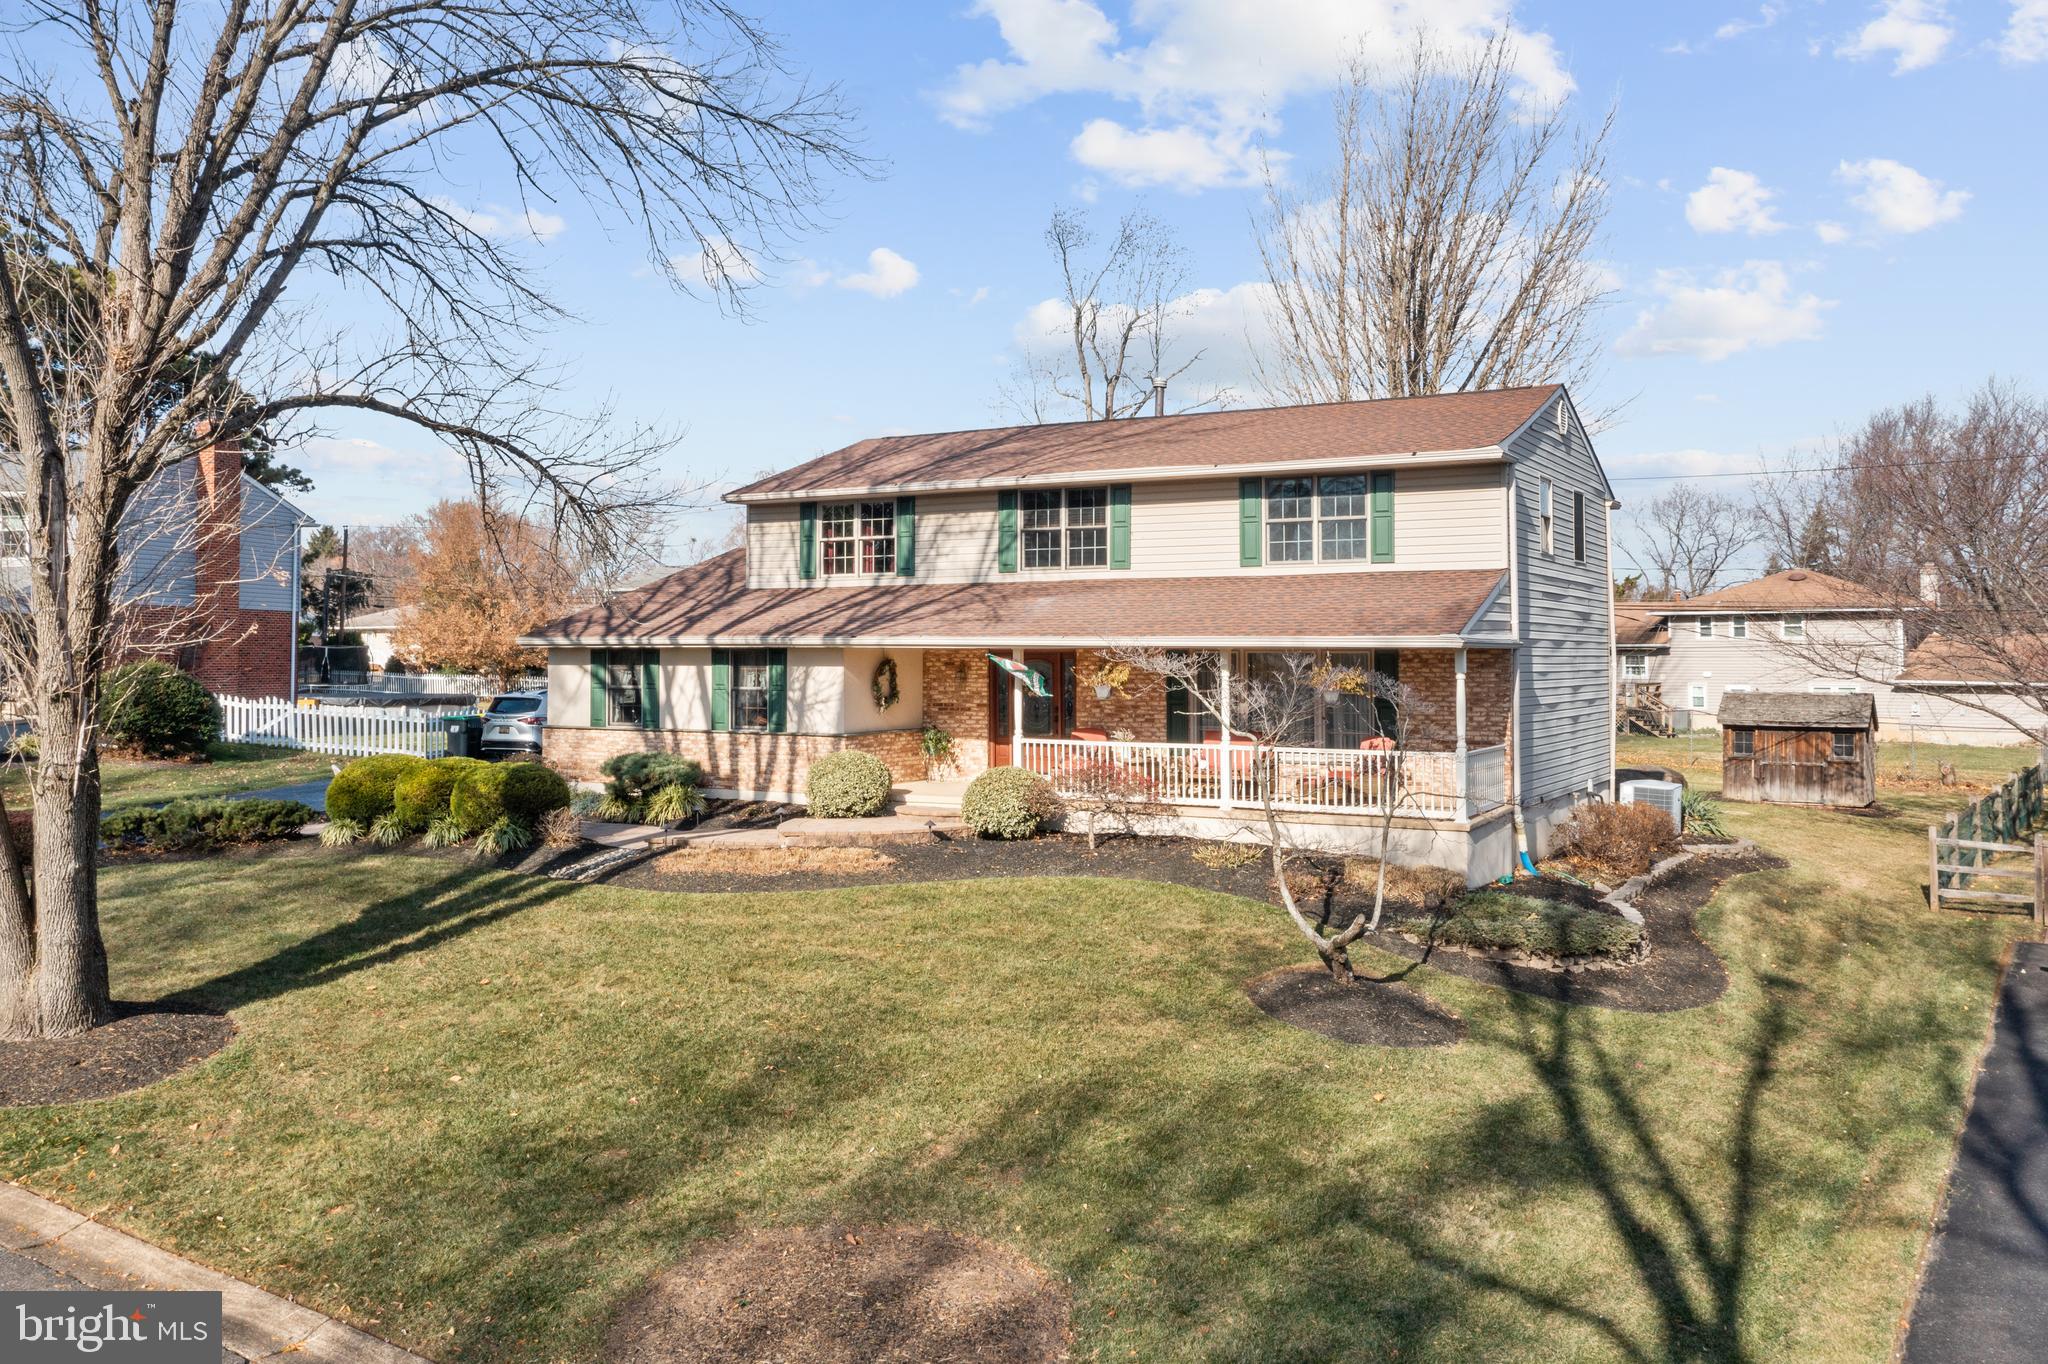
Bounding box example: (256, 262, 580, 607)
(1615, 569, 2048, 744)
(521, 385, 1619, 884)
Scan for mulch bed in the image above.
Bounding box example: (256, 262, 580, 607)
(0, 1001, 234, 1107)
(1246, 966, 1464, 1047)
(605, 1225, 1071, 1364)
(1358, 844, 1786, 1013)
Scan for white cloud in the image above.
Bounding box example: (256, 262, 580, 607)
(429, 197, 566, 243)
(933, 0, 1574, 191)
(1714, 5, 1780, 41)
(1813, 220, 1851, 245)
(1836, 158, 1968, 232)
(1616, 261, 1831, 362)
(1010, 278, 1278, 407)
(837, 247, 921, 298)
(2001, 0, 2048, 61)
(1836, 0, 1953, 73)
(1684, 168, 1784, 235)
(669, 236, 761, 289)
(787, 259, 834, 289)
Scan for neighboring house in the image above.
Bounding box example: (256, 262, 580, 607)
(1892, 633, 2048, 744)
(342, 606, 407, 671)
(1616, 569, 2046, 744)
(113, 433, 313, 698)
(521, 385, 1619, 884)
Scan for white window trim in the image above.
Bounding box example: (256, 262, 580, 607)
(1688, 682, 1708, 710)
(1622, 654, 1649, 680)
(1696, 618, 1713, 638)
(819, 500, 896, 577)
(1019, 486, 1110, 572)
(1730, 616, 1748, 639)
(1262, 474, 1372, 565)
(1780, 614, 1806, 640)
(1538, 477, 1555, 555)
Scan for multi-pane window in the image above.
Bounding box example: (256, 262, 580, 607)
(1688, 682, 1707, 710)
(604, 649, 658, 727)
(1832, 731, 1857, 760)
(1696, 618, 1714, 638)
(1267, 476, 1368, 563)
(1020, 488, 1109, 569)
(1730, 616, 1749, 638)
(731, 649, 772, 730)
(1623, 654, 1649, 680)
(820, 501, 895, 576)
(1780, 614, 1806, 640)
(1731, 729, 1754, 756)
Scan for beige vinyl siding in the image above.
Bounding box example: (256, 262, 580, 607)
(1644, 615, 1904, 721)
(1879, 687, 2048, 744)
(1505, 397, 1614, 828)
(546, 648, 592, 725)
(839, 646, 923, 733)
(547, 646, 874, 734)
(744, 463, 1506, 586)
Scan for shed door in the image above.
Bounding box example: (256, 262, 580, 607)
(1756, 728, 1827, 803)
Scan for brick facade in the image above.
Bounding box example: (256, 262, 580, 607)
(121, 437, 296, 699)
(545, 725, 926, 795)
(1073, 649, 1170, 740)
(921, 648, 992, 777)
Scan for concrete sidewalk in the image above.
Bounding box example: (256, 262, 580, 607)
(1902, 940, 2048, 1364)
(0, 1182, 429, 1363)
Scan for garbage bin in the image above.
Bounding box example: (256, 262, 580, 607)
(440, 713, 482, 758)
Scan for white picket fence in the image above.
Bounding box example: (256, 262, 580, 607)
(219, 695, 450, 759)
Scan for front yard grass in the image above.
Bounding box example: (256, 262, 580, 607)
(0, 795, 2030, 1361)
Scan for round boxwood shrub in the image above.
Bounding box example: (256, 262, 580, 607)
(960, 768, 1062, 840)
(805, 750, 894, 819)
(326, 753, 430, 826)
(392, 756, 492, 830)
(450, 762, 572, 835)
(100, 661, 220, 758)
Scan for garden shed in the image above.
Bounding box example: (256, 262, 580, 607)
(1720, 691, 1878, 807)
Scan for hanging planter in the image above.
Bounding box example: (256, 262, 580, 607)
(1094, 683, 1114, 700)
(870, 656, 900, 712)
(1084, 660, 1130, 702)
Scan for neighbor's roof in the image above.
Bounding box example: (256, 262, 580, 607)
(1719, 690, 1878, 729)
(342, 606, 405, 632)
(1614, 602, 1669, 648)
(1899, 631, 2048, 683)
(1656, 569, 1902, 615)
(727, 386, 1566, 502)
(520, 549, 1512, 648)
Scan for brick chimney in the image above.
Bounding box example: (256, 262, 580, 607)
(1919, 562, 1940, 605)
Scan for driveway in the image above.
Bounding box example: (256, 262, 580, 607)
(1902, 940, 2048, 1364)
(226, 778, 329, 814)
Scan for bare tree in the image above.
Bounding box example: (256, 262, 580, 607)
(0, 0, 862, 1038)
(1764, 380, 2048, 744)
(1102, 648, 1432, 981)
(999, 206, 1225, 422)
(1254, 31, 1614, 410)
(1631, 484, 1760, 599)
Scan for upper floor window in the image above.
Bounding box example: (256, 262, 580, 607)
(1730, 616, 1749, 638)
(1696, 618, 1713, 638)
(821, 500, 895, 576)
(1021, 487, 1108, 569)
(1266, 475, 1370, 563)
(1572, 491, 1586, 562)
(1780, 614, 1806, 640)
(1539, 478, 1555, 554)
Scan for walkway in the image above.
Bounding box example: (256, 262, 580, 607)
(1902, 940, 2048, 1364)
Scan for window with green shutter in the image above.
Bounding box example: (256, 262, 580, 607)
(722, 648, 789, 732)
(996, 491, 1018, 573)
(592, 649, 659, 728)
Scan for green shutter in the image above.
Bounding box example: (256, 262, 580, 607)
(997, 491, 1018, 573)
(589, 648, 609, 727)
(1164, 673, 1191, 743)
(798, 502, 818, 581)
(710, 648, 731, 731)
(1370, 472, 1395, 562)
(1238, 478, 1262, 566)
(767, 648, 788, 733)
(895, 497, 916, 577)
(1109, 484, 1132, 569)
(639, 650, 661, 729)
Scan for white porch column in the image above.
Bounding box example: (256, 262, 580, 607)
(1010, 646, 1025, 768)
(1218, 650, 1234, 812)
(1454, 647, 1470, 820)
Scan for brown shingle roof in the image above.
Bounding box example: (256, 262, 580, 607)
(1662, 569, 1902, 614)
(522, 549, 1509, 647)
(728, 387, 1561, 501)
(1615, 602, 1668, 647)
(1900, 631, 2048, 682)
(1719, 690, 1877, 729)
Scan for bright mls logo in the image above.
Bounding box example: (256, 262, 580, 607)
(2, 1292, 220, 1361)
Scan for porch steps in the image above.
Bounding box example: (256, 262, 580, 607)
(886, 778, 969, 818)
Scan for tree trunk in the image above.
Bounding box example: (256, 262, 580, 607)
(0, 710, 111, 1039)
(0, 787, 34, 1038)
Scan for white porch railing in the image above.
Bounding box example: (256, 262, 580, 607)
(1017, 737, 1508, 821)
(219, 695, 450, 759)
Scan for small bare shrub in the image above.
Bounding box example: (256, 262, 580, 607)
(1343, 858, 1464, 911)
(1191, 840, 1264, 871)
(539, 806, 587, 848)
(1555, 801, 1682, 879)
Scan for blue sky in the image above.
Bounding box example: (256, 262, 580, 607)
(285, 0, 2047, 583)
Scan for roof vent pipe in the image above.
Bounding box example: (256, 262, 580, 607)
(1150, 375, 1167, 417)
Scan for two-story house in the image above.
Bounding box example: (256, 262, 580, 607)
(521, 385, 1619, 884)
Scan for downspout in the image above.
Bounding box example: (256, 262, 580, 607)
(287, 523, 302, 702)
(1504, 466, 1528, 870)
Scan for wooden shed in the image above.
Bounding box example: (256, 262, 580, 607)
(1720, 691, 1878, 807)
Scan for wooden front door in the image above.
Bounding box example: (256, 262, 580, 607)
(987, 652, 1075, 766)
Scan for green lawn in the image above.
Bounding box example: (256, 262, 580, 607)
(1622, 733, 2039, 825)
(0, 776, 2032, 1363)
(1, 742, 332, 815)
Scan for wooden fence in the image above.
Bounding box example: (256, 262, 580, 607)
(219, 695, 450, 759)
(1929, 761, 2044, 922)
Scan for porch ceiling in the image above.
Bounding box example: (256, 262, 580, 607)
(522, 549, 1511, 649)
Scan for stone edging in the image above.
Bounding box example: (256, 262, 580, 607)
(0, 1181, 433, 1364)
(1601, 838, 1759, 925)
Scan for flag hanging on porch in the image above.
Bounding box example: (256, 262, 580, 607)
(986, 652, 1051, 699)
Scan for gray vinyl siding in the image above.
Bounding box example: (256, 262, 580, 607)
(117, 463, 197, 607)
(1505, 397, 1614, 815)
(239, 479, 301, 612)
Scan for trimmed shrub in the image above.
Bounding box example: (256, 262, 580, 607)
(392, 757, 492, 830)
(1426, 891, 1642, 959)
(1554, 800, 1682, 879)
(101, 797, 314, 852)
(805, 750, 893, 819)
(325, 754, 430, 826)
(101, 662, 220, 758)
(595, 751, 704, 824)
(450, 762, 570, 835)
(960, 768, 1062, 840)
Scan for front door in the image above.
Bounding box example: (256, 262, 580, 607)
(987, 652, 1074, 766)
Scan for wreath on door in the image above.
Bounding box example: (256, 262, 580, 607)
(871, 656, 900, 712)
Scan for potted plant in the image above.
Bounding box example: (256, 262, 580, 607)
(919, 724, 955, 780)
(1086, 660, 1131, 700)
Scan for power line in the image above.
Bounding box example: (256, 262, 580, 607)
(1609, 450, 2041, 484)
